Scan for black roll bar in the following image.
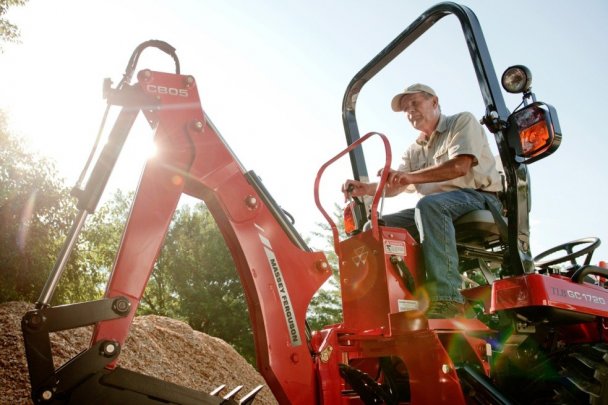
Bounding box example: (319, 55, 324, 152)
(341, 1, 532, 275)
(341, 2, 509, 176)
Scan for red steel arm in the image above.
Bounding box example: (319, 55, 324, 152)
(91, 70, 331, 404)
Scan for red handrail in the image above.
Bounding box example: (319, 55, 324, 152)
(313, 131, 392, 257)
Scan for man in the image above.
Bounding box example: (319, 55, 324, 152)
(342, 83, 503, 318)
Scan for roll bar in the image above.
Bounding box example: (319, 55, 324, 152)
(341, 1, 533, 275)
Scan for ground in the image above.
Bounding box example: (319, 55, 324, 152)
(0, 301, 278, 404)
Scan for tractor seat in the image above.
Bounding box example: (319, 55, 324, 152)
(454, 209, 504, 245)
(455, 209, 506, 276)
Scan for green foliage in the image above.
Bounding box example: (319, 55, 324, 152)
(306, 279, 342, 330)
(153, 203, 255, 363)
(0, 110, 124, 305)
(0, 0, 27, 52)
(137, 196, 182, 320)
(0, 111, 74, 303)
(306, 203, 345, 330)
(54, 190, 134, 304)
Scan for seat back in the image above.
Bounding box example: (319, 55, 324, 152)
(455, 209, 502, 245)
(455, 155, 508, 277)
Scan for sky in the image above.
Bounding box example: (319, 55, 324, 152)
(2, 0, 607, 263)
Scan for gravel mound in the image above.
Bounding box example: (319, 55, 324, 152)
(0, 301, 277, 404)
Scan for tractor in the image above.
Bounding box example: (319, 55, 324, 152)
(22, 2, 608, 404)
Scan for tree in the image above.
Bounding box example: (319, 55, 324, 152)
(0, 0, 27, 52)
(138, 196, 182, 319)
(54, 190, 134, 304)
(0, 109, 123, 305)
(0, 110, 75, 303)
(305, 203, 344, 330)
(153, 203, 255, 363)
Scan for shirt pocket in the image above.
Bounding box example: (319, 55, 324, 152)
(409, 154, 429, 172)
(433, 147, 449, 165)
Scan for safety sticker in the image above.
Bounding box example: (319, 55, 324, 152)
(384, 239, 406, 256)
(398, 299, 419, 312)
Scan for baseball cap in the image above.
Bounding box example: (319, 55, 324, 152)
(391, 83, 437, 112)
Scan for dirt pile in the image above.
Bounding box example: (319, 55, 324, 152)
(0, 301, 277, 404)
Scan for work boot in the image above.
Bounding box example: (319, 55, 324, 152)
(426, 301, 465, 319)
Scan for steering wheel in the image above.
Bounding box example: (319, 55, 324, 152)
(534, 237, 601, 269)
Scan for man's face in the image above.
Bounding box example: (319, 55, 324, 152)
(398, 92, 438, 131)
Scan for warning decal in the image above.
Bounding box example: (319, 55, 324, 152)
(398, 299, 419, 312)
(384, 239, 406, 256)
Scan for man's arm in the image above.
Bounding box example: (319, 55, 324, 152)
(387, 155, 475, 187)
(341, 178, 408, 200)
(343, 154, 474, 200)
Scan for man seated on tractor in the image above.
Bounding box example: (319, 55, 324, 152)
(342, 83, 503, 318)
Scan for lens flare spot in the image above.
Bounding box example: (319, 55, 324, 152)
(172, 175, 184, 186)
(17, 190, 37, 253)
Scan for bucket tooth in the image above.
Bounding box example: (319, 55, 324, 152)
(210, 384, 226, 396)
(223, 385, 243, 400)
(239, 385, 264, 404)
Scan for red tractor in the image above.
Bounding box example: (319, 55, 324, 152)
(22, 2, 608, 404)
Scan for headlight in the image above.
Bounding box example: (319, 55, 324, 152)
(508, 102, 561, 164)
(501, 65, 532, 94)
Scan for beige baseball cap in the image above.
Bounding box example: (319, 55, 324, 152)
(390, 83, 437, 112)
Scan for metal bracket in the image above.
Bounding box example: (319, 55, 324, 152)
(21, 297, 130, 402)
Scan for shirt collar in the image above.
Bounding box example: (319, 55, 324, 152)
(415, 114, 447, 146)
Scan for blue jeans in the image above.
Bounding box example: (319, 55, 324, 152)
(382, 189, 502, 304)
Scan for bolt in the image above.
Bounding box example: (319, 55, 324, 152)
(139, 69, 152, 82)
(104, 343, 116, 355)
(316, 261, 329, 272)
(245, 195, 258, 209)
(100, 341, 119, 358)
(185, 76, 195, 87)
(192, 120, 204, 132)
(112, 297, 131, 315)
(290, 353, 299, 363)
(27, 312, 44, 328)
(41, 390, 53, 401)
(441, 364, 451, 374)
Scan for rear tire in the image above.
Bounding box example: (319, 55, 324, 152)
(496, 343, 608, 404)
